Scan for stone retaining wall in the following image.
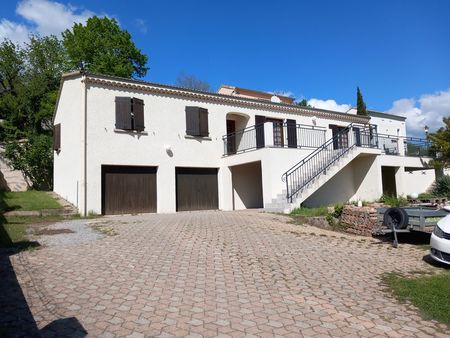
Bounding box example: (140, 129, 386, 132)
(340, 205, 378, 236)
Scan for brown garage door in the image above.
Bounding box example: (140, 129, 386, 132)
(176, 167, 218, 211)
(102, 165, 157, 215)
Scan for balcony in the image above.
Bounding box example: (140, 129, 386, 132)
(358, 132, 432, 157)
(223, 122, 326, 156)
(223, 123, 432, 158)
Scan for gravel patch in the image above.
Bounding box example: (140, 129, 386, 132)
(36, 219, 105, 247)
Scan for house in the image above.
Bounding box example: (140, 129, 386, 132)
(53, 71, 435, 215)
(217, 85, 295, 104)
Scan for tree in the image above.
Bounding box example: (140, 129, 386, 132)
(176, 73, 211, 92)
(428, 117, 450, 169)
(296, 99, 311, 107)
(0, 40, 25, 141)
(0, 36, 68, 189)
(62, 16, 148, 79)
(356, 86, 368, 116)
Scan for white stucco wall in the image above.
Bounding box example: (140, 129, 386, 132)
(351, 155, 383, 202)
(54, 74, 434, 215)
(53, 77, 84, 208)
(369, 115, 406, 137)
(303, 154, 383, 207)
(400, 168, 435, 196)
(78, 79, 367, 214)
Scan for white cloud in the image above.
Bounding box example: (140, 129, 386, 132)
(0, 19, 30, 44)
(17, 0, 94, 36)
(387, 88, 450, 137)
(134, 19, 147, 34)
(307, 98, 351, 112)
(0, 0, 97, 44)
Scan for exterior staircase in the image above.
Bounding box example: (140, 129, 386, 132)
(265, 123, 378, 213)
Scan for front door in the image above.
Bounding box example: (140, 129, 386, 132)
(266, 118, 284, 147)
(226, 120, 236, 154)
(330, 125, 349, 150)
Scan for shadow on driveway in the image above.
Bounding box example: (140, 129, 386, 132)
(0, 208, 87, 338)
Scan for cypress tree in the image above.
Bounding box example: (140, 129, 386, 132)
(356, 87, 368, 116)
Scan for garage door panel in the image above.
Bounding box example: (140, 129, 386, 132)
(102, 166, 157, 215)
(176, 168, 218, 211)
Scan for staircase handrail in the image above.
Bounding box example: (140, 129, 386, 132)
(281, 122, 369, 202)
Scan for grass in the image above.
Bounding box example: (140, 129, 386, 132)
(0, 222, 27, 244)
(0, 191, 61, 213)
(290, 206, 329, 217)
(383, 272, 450, 326)
(0, 214, 66, 249)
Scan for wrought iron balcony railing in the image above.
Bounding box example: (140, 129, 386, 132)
(222, 122, 326, 155)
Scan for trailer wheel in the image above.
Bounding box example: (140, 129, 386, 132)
(384, 207, 409, 230)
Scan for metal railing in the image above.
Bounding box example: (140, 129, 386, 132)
(223, 124, 259, 155)
(404, 137, 431, 157)
(287, 123, 327, 149)
(375, 134, 401, 155)
(281, 126, 432, 203)
(222, 122, 326, 155)
(282, 123, 371, 203)
(357, 131, 431, 157)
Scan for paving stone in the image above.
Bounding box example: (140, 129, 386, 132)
(2, 211, 448, 337)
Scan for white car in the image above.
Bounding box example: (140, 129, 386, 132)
(430, 213, 450, 265)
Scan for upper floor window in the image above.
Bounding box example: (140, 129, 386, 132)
(185, 106, 209, 137)
(115, 97, 145, 131)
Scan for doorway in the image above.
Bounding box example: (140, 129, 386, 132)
(381, 166, 397, 196)
(226, 120, 236, 154)
(266, 118, 284, 147)
(329, 125, 349, 150)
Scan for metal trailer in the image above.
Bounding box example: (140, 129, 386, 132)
(375, 206, 449, 247)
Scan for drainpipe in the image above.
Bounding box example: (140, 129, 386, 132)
(82, 73, 88, 217)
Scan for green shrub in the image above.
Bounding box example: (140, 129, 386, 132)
(333, 203, 344, 218)
(326, 214, 349, 230)
(417, 192, 434, 199)
(380, 195, 409, 207)
(326, 214, 335, 226)
(4, 134, 53, 190)
(432, 175, 450, 198)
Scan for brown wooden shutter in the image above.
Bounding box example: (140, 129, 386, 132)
(185, 106, 200, 136)
(132, 98, 145, 131)
(115, 97, 132, 129)
(255, 115, 265, 148)
(53, 123, 61, 151)
(286, 119, 297, 148)
(199, 108, 209, 136)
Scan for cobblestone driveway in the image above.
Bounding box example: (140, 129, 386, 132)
(2, 211, 449, 337)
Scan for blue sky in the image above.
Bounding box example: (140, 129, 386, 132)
(1, 0, 449, 136)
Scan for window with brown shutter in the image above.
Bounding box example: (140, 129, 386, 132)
(115, 97, 145, 131)
(286, 119, 297, 148)
(198, 108, 209, 137)
(186, 106, 209, 136)
(115, 97, 132, 130)
(255, 115, 265, 148)
(53, 123, 61, 151)
(132, 98, 145, 131)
